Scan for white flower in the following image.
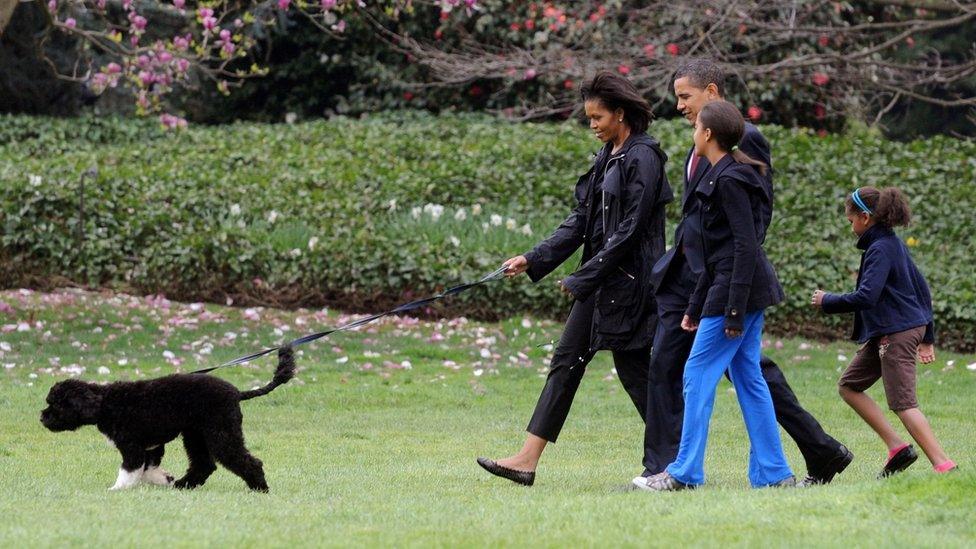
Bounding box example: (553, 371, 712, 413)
(506, 218, 517, 230)
(28, 174, 42, 186)
(424, 203, 445, 220)
(490, 214, 503, 226)
(449, 236, 461, 247)
(454, 208, 467, 221)
(479, 348, 491, 358)
(98, 366, 111, 375)
(230, 204, 242, 216)
(401, 360, 412, 369)
(285, 112, 297, 124)
(520, 223, 532, 236)
(472, 204, 482, 215)
(162, 350, 175, 360)
(308, 237, 319, 251)
(387, 199, 397, 212)
(289, 248, 302, 258)
(473, 369, 484, 377)
(267, 210, 279, 223)
(521, 318, 532, 328)
(336, 356, 349, 364)
(411, 206, 422, 219)
(0, 342, 9, 352)
(117, 358, 129, 366)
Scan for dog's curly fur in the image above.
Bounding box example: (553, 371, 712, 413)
(40, 346, 296, 492)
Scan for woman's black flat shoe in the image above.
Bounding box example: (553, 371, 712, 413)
(476, 457, 535, 486)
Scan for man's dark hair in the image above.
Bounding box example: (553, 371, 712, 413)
(580, 71, 653, 134)
(673, 58, 726, 97)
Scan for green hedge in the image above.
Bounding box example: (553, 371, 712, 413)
(1, 113, 974, 350)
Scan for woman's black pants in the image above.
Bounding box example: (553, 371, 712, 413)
(526, 296, 651, 443)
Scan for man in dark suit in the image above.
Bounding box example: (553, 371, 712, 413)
(634, 59, 853, 488)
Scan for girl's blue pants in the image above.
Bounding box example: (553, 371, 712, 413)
(665, 311, 793, 487)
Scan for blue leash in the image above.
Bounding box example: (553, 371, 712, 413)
(190, 265, 509, 374)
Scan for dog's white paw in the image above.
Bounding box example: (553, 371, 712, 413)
(109, 468, 143, 491)
(143, 466, 175, 487)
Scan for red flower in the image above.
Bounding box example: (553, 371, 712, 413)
(588, 12, 600, 22)
(818, 34, 829, 47)
(440, 11, 449, 21)
(817, 129, 828, 137)
(510, 22, 521, 31)
(643, 44, 656, 58)
(811, 72, 829, 86)
(905, 36, 915, 47)
(563, 79, 574, 89)
(666, 43, 679, 56)
(403, 91, 414, 101)
(434, 29, 443, 40)
(617, 64, 630, 75)
(813, 103, 826, 119)
(469, 85, 483, 97)
(525, 19, 535, 30)
(747, 105, 762, 121)
(738, 23, 747, 34)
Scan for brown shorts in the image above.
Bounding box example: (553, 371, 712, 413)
(838, 326, 926, 411)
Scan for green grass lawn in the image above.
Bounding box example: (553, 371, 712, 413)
(1, 288, 973, 547)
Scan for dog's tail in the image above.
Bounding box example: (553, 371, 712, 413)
(240, 345, 296, 401)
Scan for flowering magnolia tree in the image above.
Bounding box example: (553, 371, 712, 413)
(394, 0, 976, 130)
(10, 0, 477, 127)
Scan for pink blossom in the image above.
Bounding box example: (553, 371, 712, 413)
(173, 0, 184, 8)
(234, 18, 244, 28)
(138, 71, 154, 86)
(64, 18, 76, 29)
(643, 44, 656, 57)
(219, 29, 231, 41)
(203, 17, 217, 31)
(106, 62, 122, 74)
(335, 19, 346, 32)
(321, 0, 336, 8)
(173, 35, 189, 50)
(523, 68, 537, 80)
(617, 64, 630, 75)
(132, 15, 147, 30)
(137, 55, 150, 68)
(277, 0, 290, 10)
(812, 72, 830, 86)
(198, 7, 213, 18)
(159, 51, 173, 63)
(47, 0, 56, 12)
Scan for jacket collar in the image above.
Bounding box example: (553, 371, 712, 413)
(856, 223, 894, 250)
(600, 132, 658, 160)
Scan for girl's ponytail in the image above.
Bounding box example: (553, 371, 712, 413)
(731, 147, 768, 177)
(875, 187, 912, 227)
(698, 101, 768, 176)
(845, 186, 912, 227)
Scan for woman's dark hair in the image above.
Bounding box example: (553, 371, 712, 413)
(580, 71, 653, 134)
(844, 186, 912, 227)
(697, 100, 767, 176)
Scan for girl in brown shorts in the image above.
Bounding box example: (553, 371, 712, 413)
(811, 186, 956, 478)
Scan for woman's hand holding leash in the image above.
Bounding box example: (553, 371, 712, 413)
(503, 255, 529, 278)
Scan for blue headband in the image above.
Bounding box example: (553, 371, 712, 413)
(851, 188, 873, 215)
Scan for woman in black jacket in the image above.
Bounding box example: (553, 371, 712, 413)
(477, 72, 673, 486)
(642, 100, 793, 491)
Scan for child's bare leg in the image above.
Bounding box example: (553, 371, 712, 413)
(895, 408, 951, 466)
(839, 385, 906, 450)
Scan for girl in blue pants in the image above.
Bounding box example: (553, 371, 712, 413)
(642, 101, 794, 490)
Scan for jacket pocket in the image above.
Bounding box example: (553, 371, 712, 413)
(596, 273, 639, 335)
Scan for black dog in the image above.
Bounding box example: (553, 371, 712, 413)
(41, 346, 295, 492)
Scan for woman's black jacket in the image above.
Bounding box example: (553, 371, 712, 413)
(523, 133, 673, 350)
